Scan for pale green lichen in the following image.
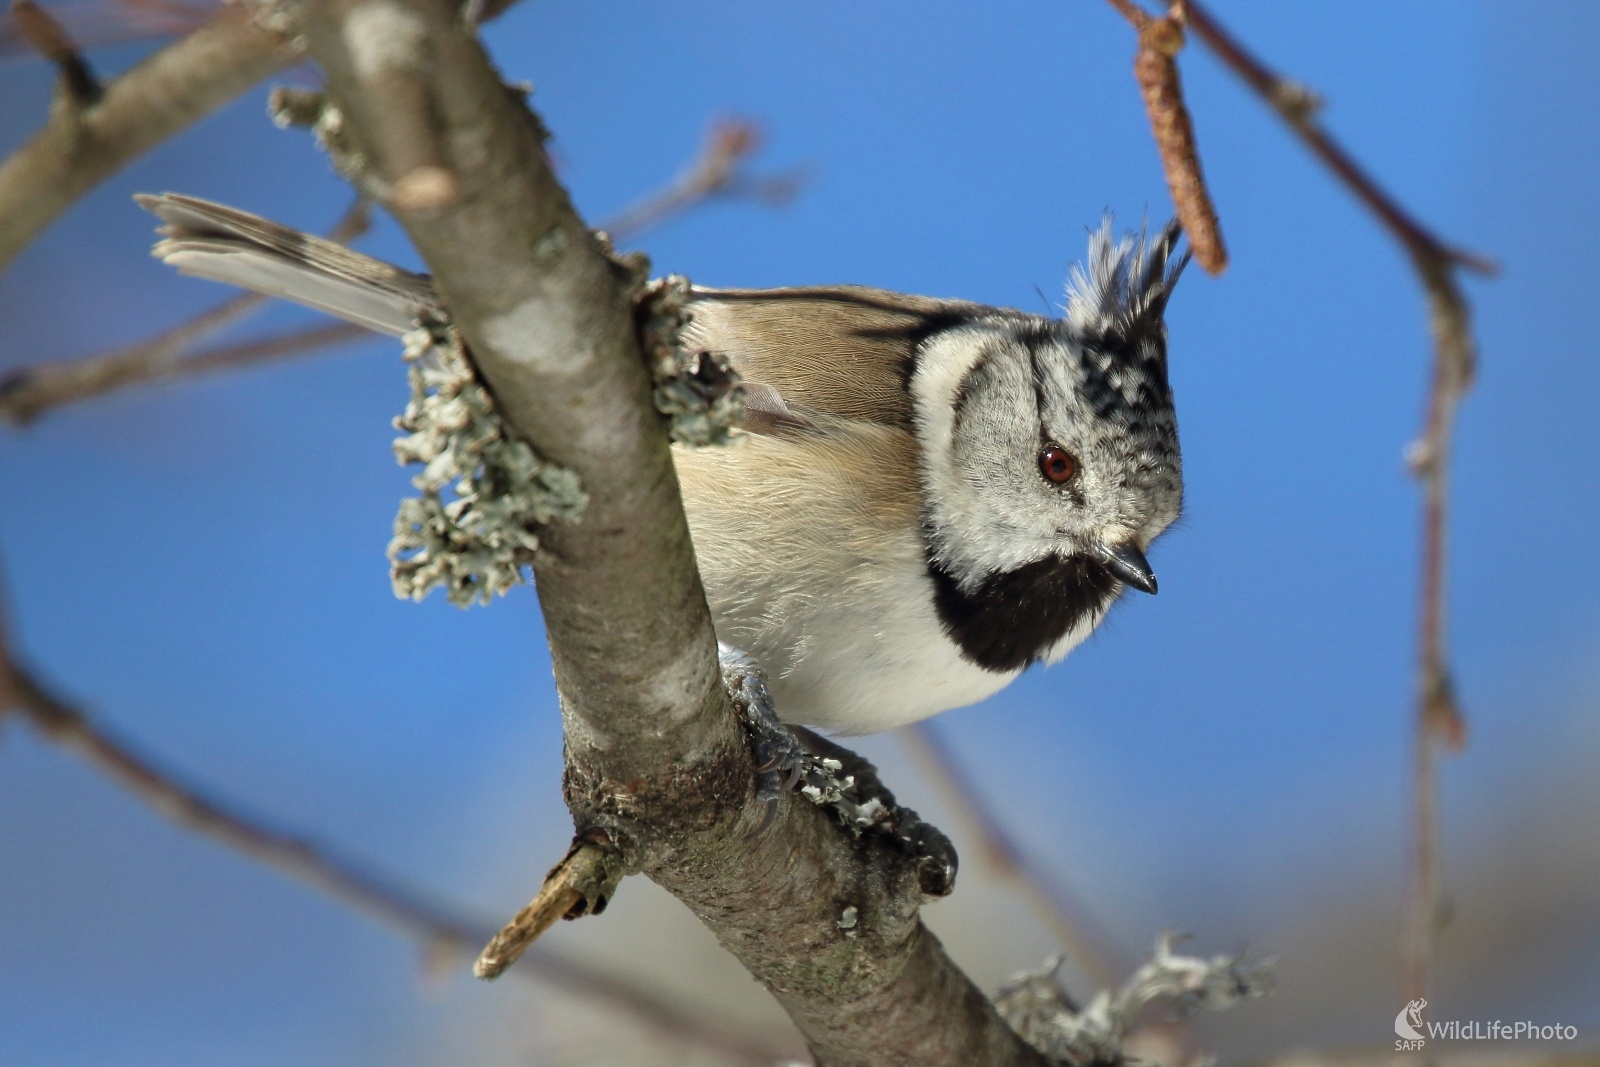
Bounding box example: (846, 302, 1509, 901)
(638, 274, 745, 447)
(997, 934, 1274, 1066)
(387, 319, 586, 607)
(381, 263, 731, 605)
(267, 88, 373, 195)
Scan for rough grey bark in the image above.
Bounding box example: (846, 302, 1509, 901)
(296, 1, 1052, 1063)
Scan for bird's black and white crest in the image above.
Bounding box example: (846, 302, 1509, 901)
(911, 219, 1187, 673)
(1064, 217, 1189, 359)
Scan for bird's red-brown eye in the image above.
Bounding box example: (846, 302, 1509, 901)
(1038, 443, 1077, 484)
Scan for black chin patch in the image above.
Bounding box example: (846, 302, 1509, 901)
(927, 553, 1121, 673)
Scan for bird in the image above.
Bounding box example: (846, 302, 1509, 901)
(138, 193, 1186, 737)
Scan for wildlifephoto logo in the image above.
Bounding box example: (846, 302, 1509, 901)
(1395, 999, 1428, 1044)
(1394, 999, 1579, 1051)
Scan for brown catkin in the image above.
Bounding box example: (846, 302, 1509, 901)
(1136, 15, 1228, 275)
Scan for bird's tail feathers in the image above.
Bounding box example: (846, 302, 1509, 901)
(137, 193, 442, 337)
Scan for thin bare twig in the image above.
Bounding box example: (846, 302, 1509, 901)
(10, 0, 102, 106)
(477, 881, 584, 981)
(601, 117, 803, 243)
(475, 834, 622, 980)
(0, 118, 797, 425)
(899, 721, 1129, 991)
(1400, 255, 1473, 1002)
(1173, 0, 1490, 1003)
(0, 4, 295, 270)
(170, 320, 372, 369)
(1103, 0, 1150, 28)
(0, 576, 787, 1065)
(0, 574, 19, 718)
(0, 197, 370, 425)
(0, 320, 378, 424)
(1182, 4, 1495, 277)
(0, 290, 260, 424)
(0, 1, 213, 59)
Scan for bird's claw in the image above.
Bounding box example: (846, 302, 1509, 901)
(719, 644, 814, 808)
(717, 644, 959, 896)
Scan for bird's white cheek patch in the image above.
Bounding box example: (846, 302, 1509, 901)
(910, 327, 1006, 567)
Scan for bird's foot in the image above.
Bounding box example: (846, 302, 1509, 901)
(792, 728, 958, 898)
(718, 645, 811, 809)
(718, 645, 958, 897)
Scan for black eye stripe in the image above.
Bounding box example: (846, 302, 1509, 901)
(1022, 327, 1051, 444)
(949, 341, 1004, 435)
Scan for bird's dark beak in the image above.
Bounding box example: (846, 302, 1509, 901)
(1100, 541, 1158, 595)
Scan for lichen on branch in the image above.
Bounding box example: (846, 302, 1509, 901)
(268, 87, 380, 199)
(998, 934, 1274, 1065)
(384, 281, 752, 607)
(638, 274, 745, 447)
(387, 318, 587, 606)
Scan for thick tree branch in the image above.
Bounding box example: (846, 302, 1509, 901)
(0, 4, 295, 271)
(295, 2, 1049, 1062)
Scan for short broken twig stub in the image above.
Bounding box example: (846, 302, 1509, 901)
(475, 833, 625, 980)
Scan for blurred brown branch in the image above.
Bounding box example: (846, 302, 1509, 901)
(601, 117, 803, 243)
(1120, 0, 1493, 1005)
(900, 721, 1129, 991)
(0, 196, 370, 425)
(10, 0, 102, 106)
(0, 0, 540, 271)
(0, 0, 213, 59)
(0, 117, 799, 425)
(0, 553, 789, 1067)
(0, 315, 373, 422)
(0, 4, 294, 271)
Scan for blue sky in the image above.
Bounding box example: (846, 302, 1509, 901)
(0, 1, 1595, 1063)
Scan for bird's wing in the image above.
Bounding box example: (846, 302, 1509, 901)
(139, 194, 998, 437)
(683, 286, 992, 435)
(138, 193, 441, 337)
